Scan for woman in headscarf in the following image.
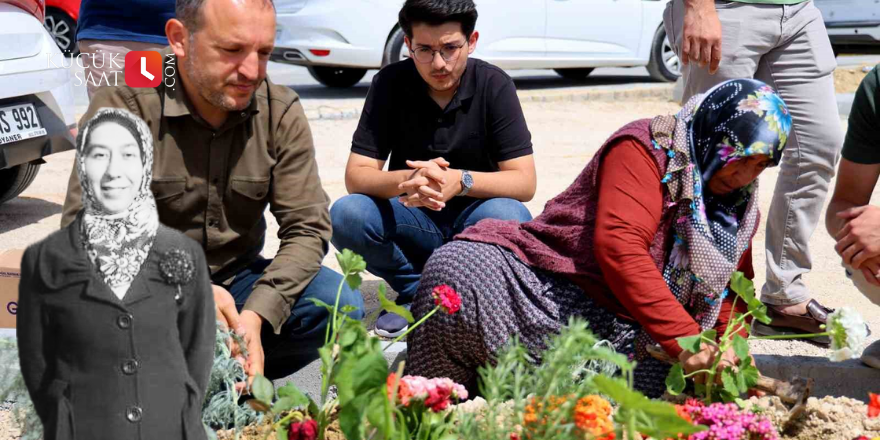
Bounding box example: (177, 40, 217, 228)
(17, 108, 215, 440)
(405, 79, 792, 397)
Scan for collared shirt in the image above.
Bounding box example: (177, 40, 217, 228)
(61, 50, 331, 334)
(351, 57, 533, 177)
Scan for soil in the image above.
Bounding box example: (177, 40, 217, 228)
(835, 65, 873, 94)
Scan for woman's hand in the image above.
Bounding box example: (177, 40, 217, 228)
(678, 343, 737, 385)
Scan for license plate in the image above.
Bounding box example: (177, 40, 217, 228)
(0, 103, 46, 146)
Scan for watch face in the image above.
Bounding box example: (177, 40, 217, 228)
(463, 172, 474, 188)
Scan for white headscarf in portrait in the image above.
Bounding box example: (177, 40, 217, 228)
(76, 108, 160, 299)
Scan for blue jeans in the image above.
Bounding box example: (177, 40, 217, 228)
(330, 195, 532, 303)
(228, 258, 364, 378)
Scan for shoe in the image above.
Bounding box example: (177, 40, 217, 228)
(862, 340, 880, 370)
(375, 306, 410, 338)
(751, 299, 834, 347)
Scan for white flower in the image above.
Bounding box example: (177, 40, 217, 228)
(827, 307, 868, 361)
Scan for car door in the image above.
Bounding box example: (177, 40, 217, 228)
(470, 0, 546, 69)
(815, 0, 880, 24)
(544, 0, 643, 65)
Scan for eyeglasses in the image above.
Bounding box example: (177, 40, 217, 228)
(410, 41, 467, 64)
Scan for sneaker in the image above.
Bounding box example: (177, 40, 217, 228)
(862, 340, 880, 370)
(375, 306, 410, 338)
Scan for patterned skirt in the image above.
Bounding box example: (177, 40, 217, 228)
(405, 241, 671, 398)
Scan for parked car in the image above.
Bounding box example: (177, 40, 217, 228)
(0, 0, 77, 205)
(816, 0, 880, 55)
(44, 0, 79, 56)
(272, 0, 679, 88)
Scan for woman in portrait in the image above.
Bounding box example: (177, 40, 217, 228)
(17, 108, 215, 440)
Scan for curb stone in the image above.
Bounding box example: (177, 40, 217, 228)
(755, 354, 880, 403)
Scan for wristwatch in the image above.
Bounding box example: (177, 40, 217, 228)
(458, 170, 473, 197)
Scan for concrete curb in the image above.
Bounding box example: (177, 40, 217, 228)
(755, 354, 880, 403)
(301, 83, 677, 121)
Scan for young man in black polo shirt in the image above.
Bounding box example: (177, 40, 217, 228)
(331, 0, 537, 337)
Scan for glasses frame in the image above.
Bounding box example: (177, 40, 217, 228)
(409, 41, 468, 64)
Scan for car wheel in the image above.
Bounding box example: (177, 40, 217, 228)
(0, 163, 41, 205)
(44, 9, 78, 57)
(647, 26, 680, 82)
(307, 66, 368, 88)
(554, 68, 595, 80)
(383, 26, 410, 66)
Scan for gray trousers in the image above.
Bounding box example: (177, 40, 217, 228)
(664, 0, 843, 305)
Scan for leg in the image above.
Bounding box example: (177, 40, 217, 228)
(756, 1, 842, 307)
(227, 259, 364, 378)
(843, 264, 880, 369)
(452, 198, 533, 233)
(330, 194, 445, 303)
(665, 0, 777, 103)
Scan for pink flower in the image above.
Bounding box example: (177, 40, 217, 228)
(386, 374, 468, 412)
(288, 419, 318, 440)
(432, 285, 461, 314)
(677, 401, 778, 440)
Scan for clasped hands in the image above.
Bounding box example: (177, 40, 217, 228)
(397, 157, 463, 211)
(835, 205, 880, 286)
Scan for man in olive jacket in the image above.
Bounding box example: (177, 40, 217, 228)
(61, 0, 364, 383)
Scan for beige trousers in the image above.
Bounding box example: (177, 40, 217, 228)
(664, 0, 844, 305)
(77, 40, 167, 99)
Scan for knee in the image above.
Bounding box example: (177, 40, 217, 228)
(471, 198, 533, 224)
(307, 268, 366, 321)
(330, 194, 380, 248)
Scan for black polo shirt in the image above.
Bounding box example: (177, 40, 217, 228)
(351, 58, 533, 174)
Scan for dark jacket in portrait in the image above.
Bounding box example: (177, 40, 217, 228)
(16, 215, 215, 440)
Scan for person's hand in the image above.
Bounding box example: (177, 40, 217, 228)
(398, 158, 463, 210)
(235, 310, 265, 393)
(858, 255, 880, 287)
(835, 205, 880, 269)
(681, 0, 723, 74)
(678, 344, 738, 385)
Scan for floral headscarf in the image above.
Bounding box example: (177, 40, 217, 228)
(638, 79, 791, 356)
(77, 108, 159, 292)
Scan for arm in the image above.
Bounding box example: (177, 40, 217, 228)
(680, 0, 722, 74)
(343, 152, 414, 199)
(61, 87, 140, 228)
(461, 155, 536, 202)
(178, 244, 216, 394)
(244, 98, 331, 335)
(16, 247, 53, 421)
(593, 139, 701, 358)
(825, 158, 880, 238)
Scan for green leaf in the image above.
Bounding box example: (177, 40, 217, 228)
(308, 397, 320, 418)
(276, 425, 289, 440)
(733, 334, 750, 362)
(701, 329, 718, 344)
(337, 249, 366, 290)
(340, 329, 358, 347)
(735, 397, 748, 409)
(730, 271, 756, 303)
(308, 297, 335, 315)
(272, 396, 296, 413)
(377, 283, 415, 324)
(721, 367, 739, 398)
(352, 352, 389, 396)
(251, 375, 274, 405)
(338, 392, 370, 440)
(749, 300, 772, 325)
(694, 383, 706, 397)
(340, 304, 360, 314)
(739, 360, 760, 391)
(365, 391, 392, 438)
(665, 363, 686, 396)
(677, 334, 703, 354)
(277, 383, 310, 409)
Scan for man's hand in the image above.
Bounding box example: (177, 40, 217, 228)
(858, 255, 880, 287)
(213, 285, 246, 359)
(235, 310, 266, 393)
(681, 0, 723, 74)
(835, 205, 880, 269)
(398, 158, 462, 210)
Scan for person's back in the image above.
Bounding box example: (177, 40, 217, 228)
(76, 0, 175, 98)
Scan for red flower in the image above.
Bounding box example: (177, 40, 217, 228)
(288, 419, 318, 440)
(432, 285, 461, 315)
(424, 380, 454, 411)
(869, 393, 880, 419)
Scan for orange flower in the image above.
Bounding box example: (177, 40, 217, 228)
(869, 393, 880, 419)
(524, 395, 615, 440)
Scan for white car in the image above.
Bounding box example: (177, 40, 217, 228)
(0, 0, 76, 205)
(272, 0, 680, 87)
(816, 0, 880, 55)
